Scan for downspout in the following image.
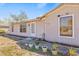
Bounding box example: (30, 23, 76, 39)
(42, 18, 46, 40)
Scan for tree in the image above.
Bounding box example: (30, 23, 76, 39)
(10, 14, 19, 21)
(18, 11, 28, 20)
(3, 18, 12, 25)
(0, 20, 3, 23)
(10, 11, 28, 22)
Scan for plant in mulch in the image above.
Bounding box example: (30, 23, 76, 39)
(28, 42, 33, 48)
(35, 41, 40, 45)
(51, 43, 58, 56)
(76, 48, 79, 56)
(35, 41, 40, 50)
(58, 47, 69, 56)
(69, 47, 77, 56)
(42, 46, 48, 52)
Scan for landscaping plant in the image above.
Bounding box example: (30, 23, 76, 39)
(42, 46, 48, 52)
(51, 43, 58, 55)
(29, 42, 33, 48)
(58, 47, 69, 56)
(35, 41, 40, 50)
(69, 47, 76, 56)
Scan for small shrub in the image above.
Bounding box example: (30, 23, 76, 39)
(58, 47, 69, 56)
(51, 43, 59, 55)
(52, 43, 58, 50)
(35, 41, 40, 45)
(69, 47, 76, 56)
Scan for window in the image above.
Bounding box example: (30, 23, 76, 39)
(31, 23, 35, 33)
(59, 16, 73, 37)
(20, 23, 26, 32)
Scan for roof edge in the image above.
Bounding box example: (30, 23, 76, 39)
(40, 3, 64, 19)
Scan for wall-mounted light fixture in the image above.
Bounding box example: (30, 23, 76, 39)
(57, 14, 61, 17)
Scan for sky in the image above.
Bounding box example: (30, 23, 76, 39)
(0, 3, 60, 20)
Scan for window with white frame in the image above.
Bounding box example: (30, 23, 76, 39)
(20, 23, 26, 32)
(59, 16, 73, 37)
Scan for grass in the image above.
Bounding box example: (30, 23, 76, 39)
(0, 46, 26, 56)
(0, 36, 40, 56)
(0, 36, 27, 56)
(0, 29, 6, 34)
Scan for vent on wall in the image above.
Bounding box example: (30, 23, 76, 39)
(28, 24, 30, 26)
(65, 13, 69, 15)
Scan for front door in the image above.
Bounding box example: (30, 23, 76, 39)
(27, 22, 36, 37)
(30, 22, 36, 37)
(27, 23, 31, 36)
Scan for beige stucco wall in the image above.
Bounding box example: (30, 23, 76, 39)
(8, 21, 38, 37)
(36, 20, 45, 38)
(26, 22, 36, 37)
(8, 23, 28, 36)
(8, 4, 79, 46)
(8, 20, 45, 38)
(45, 4, 79, 46)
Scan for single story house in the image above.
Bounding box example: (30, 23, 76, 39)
(8, 18, 45, 39)
(8, 3, 79, 46)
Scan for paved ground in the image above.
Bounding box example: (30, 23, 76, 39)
(0, 36, 44, 56)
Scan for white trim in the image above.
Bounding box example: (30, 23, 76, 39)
(30, 22, 36, 37)
(27, 23, 31, 36)
(58, 15, 74, 38)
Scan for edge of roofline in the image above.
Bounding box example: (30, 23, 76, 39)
(40, 3, 64, 19)
(11, 3, 64, 24)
